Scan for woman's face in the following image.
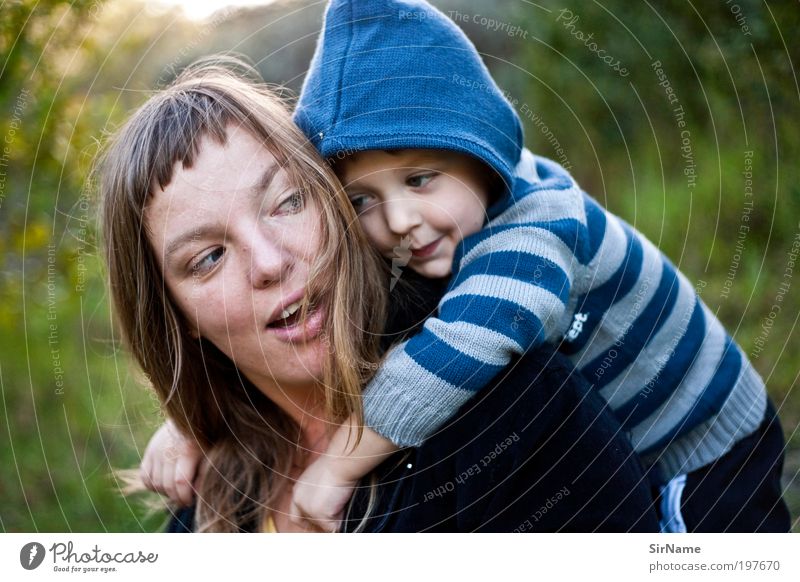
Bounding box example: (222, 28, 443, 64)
(146, 125, 328, 391)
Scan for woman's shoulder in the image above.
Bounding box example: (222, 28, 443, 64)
(449, 347, 591, 437)
(413, 347, 657, 532)
(408, 347, 594, 503)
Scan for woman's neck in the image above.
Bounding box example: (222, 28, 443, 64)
(250, 380, 336, 531)
(253, 378, 333, 458)
(295, 404, 332, 458)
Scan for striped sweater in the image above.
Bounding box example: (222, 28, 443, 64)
(363, 149, 766, 480)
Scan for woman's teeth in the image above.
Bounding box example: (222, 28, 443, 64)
(280, 300, 303, 320)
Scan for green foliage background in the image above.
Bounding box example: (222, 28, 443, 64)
(1, 0, 798, 531)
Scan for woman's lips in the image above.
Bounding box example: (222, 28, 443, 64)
(266, 303, 326, 343)
(411, 237, 441, 259)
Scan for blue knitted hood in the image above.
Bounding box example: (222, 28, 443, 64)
(294, 0, 524, 198)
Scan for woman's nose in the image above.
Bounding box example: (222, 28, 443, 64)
(246, 229, 289, 288)
(384, 196, 423, 235)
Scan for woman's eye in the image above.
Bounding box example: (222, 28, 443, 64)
(276, 190, 306, 215)
(349, 193, 376, 212)
(406, 173, 435, 188)
(191, 247, 224, 275)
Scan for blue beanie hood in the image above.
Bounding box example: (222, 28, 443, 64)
(294, 0, 524, 195)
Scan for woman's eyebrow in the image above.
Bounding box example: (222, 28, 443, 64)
(250, 163, 280, 198)
(165, 226, 217, 262)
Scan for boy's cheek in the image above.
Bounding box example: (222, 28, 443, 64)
(357, 219, 391, 253)
(411, 259, 453, 279)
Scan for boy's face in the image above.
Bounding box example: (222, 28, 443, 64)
(339, 149, 490, 279)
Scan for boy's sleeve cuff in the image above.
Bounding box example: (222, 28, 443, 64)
(361, 373, 472, 448)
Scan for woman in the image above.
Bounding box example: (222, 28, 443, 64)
(100, 58, 659, 532)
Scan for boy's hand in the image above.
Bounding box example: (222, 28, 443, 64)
(289, 420, 400, 532)
(290, 457, 357, 533)
(140, 419, 201, 507)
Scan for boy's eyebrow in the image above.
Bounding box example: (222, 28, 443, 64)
(164, 165, 281, 261)
(391, 150, 451, 167)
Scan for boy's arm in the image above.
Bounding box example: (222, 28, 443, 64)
(318, 416, 399, 481)
(290, 415, 398, 532)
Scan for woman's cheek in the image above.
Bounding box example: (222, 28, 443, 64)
(291, 199, 325, 257)
(180, 283, 246, 338)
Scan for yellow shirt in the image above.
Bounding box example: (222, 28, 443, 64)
(263, 514, 278, 533)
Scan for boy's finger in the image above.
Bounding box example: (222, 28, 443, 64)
(161, 456, 178, 503)
(139, 456, 153, 490)
(288, 500, 306, 527)
(332, 509, 344, 533)
(320, 509, 345, 533)
(150, 455, 166, 496)
(141, 456, 165, 495)
(174, 456, 198, 507)
(288, 500, 321, 532)
(297, 505, 340, 533)
(316, 518, 339, 533)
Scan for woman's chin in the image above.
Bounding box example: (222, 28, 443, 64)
(295, 338, 327, 380)
(223, 332, 326, 392)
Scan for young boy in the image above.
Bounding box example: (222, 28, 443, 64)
(144, 0, 790, 532)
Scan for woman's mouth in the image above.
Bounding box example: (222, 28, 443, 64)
(266, 299, 326, 343)
(270, 298, 304, 327)
(411, 238, 441, 259)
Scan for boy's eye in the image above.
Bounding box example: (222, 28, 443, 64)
(191, 247, 224, 276)
(275, 190, 306, 215)
(406, 173, 436, 188)
(349, 193, 376, 212)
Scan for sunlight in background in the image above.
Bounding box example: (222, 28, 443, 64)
(150, 0, 276, 20)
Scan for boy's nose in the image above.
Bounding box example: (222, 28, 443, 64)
(384, 197, 423, 235)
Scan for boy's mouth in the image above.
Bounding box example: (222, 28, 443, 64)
(410, 238, 442, 259)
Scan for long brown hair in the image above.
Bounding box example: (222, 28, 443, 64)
(98, 56, 387, 532)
